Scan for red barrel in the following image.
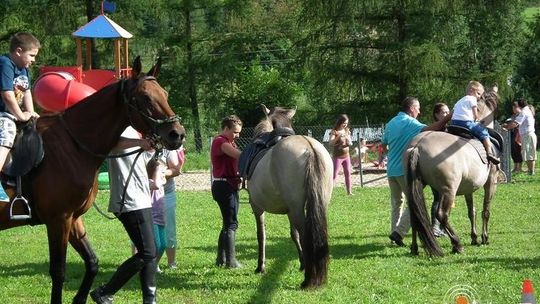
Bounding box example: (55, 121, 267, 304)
(33, 71, 96, 112)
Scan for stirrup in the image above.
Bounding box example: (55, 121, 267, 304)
(9, 176, 31, 220)
(9, 195, 31, 220)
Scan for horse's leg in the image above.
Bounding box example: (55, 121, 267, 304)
(482, 170, 497, 245)
(438, 195, 463, 253)
(465, 194, 479, 245)
(254, 210, 266, 273)
(287, 212, 305, 271)
(69, 217, 99, 304)
(47, 217, 72, 304)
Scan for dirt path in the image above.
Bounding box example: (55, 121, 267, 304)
(175, 166, 388, 192)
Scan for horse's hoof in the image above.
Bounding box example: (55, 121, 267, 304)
(471, 240, 479, 246)
(452, 246, 464, 254)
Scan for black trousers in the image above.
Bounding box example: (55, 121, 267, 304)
(103, 208, 157, 300)
(211, 181, 240, 231)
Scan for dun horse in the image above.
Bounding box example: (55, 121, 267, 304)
(246, 105, 333, 288)
(405, 90, 500, 256)
(0, 57, 184, 303)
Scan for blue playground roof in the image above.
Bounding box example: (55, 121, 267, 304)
(72, 14, 132, 39)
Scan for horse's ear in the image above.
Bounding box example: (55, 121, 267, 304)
(287, 106, 297, 119)
(132, 56, 142, 78)
(147, 57, 162, 77)
(260, 104, 270, 116)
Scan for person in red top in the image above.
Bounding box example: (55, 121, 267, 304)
(211, 114, 243, 268)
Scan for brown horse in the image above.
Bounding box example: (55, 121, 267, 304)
(0, 57, 184, 303)
(247, 105, 333, 289)
(405, 90, 500, 256)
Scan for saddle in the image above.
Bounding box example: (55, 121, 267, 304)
(1, 119, 45, 221)
(446, 125, 503, 164)
(239, 127, 295, 180)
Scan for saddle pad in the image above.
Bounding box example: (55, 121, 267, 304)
(457, 136, 488, 164)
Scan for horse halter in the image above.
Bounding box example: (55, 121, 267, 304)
(121, 76, 181, 143)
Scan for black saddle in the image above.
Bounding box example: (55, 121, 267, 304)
(446, 124, 503, 151)
(4, 119, 44, 177)
(1, 119, 44, 221)
(239, 127, 295, 180)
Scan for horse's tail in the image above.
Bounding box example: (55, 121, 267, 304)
(406, 146, 444, 256)
(301, 138, 330, 289)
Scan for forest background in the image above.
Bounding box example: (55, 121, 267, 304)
(2, 0, 540, 152)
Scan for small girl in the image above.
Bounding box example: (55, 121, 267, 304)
(146, 158, 168, 272)
(329, 114, 353, 195)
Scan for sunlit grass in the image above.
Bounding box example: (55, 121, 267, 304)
(0, 173, 539, 303)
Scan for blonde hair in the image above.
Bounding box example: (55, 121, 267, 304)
(466, 81, 484, 95)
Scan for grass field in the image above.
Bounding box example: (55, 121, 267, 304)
(0, 172, 539, 303)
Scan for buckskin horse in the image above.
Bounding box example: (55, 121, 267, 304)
(246, 105, 333, 288)
(405, 90, 501, 256)
(0, 57, 184, 303)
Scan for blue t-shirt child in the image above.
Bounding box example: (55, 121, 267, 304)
(0, 54, 31, 114)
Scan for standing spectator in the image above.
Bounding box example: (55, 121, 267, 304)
(382, 97, 451, 247)
(431, 102, 450, 237)
(0, 32, 41, 201)
(502, 99, 537, 175)
(211, 115, 243, 268)
(505, 102, 524, 173)
(160, 147, 184, 269)
(91, 127, 157, 304)
(329, 114, 353, 195)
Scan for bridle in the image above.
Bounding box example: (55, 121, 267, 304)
(121, 76, 181, 150)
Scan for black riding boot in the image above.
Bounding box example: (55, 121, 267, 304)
(140, 259, 157, 304)
(216, 230, 226, 266)
(225, 229, 242, 268)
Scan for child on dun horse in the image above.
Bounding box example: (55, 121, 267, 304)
(451, 81, 500, 165)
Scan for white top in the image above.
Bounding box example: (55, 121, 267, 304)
(107, 127, 151, 213)
(452, 95, 477, 121)
(515, 106, 535, 135)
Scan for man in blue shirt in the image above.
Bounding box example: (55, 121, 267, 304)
(382, 97, 451, 246)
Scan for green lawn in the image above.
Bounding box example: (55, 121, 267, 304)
(0, 173, 539, 303)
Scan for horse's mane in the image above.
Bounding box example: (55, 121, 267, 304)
(482, 90, 499, 111)
(254, 119, 273, 137)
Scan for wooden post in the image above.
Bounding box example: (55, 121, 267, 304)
(85, 39, 92, 70)
(114, 39, 121, 78)
(123, 39, 129, 77)
(75, 39, 83, 68)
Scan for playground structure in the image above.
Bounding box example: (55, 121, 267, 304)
(34, 10, 133, 112)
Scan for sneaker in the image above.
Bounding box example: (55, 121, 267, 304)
(0, 185, 9, 202)
(388, 231, 406, 247)
(168, 263, 177, 269)
(90, 286, 113, 304)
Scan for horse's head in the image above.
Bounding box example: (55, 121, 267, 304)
(477, 89, 500, 128)
(261, 104, 296, 129)
(123, 56, 185, 150)
(254, 104, 296, 137)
